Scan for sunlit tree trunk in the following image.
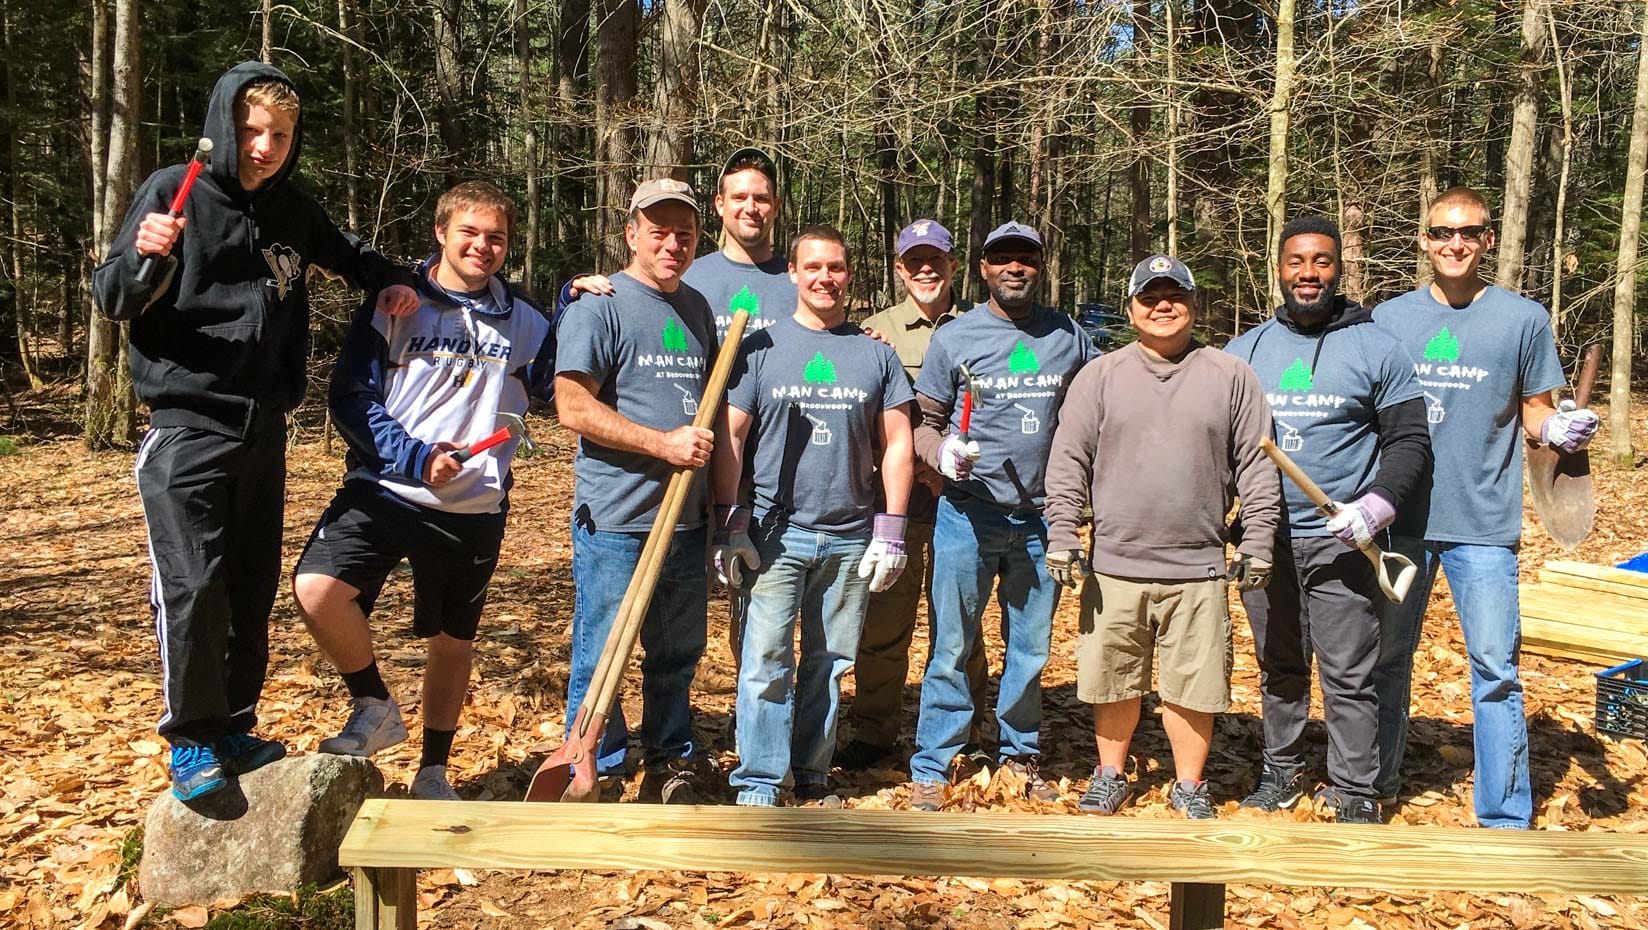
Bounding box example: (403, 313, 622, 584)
(1607, 4, 1648, 467)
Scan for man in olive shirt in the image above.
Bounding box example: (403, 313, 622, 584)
(838, 220, 988, 771)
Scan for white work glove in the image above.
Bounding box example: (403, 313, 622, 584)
(1045, 549, 1093, 589)
(1541, 400, 1600, 454)
(712, 505, 759, 588)
(938, 434, 982, 481)
(857, 514, 908, 593)
(1325, 492, 1396, 549)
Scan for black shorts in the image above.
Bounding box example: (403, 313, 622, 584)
(295, 482, 507, 641)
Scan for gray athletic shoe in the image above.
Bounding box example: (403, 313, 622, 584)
(1077, 766, 1134, 814)
(411, 765, 461, 801)
(319, 696, 408, 757)
(1169, 779, 1218, 820)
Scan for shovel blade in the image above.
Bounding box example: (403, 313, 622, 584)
(1527, 444, 1596, 550)
(522, 709, 604, 802)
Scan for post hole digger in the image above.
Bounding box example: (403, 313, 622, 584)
(525, 308, 750, 803)
(1260, 438, 1418, 603)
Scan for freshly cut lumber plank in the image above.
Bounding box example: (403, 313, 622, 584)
(1521, 639, 1629, 666)
(1520, 597, 1648, 637)
(1535, 569, 1648, 602)
(1520, 616, 1648, 657)
(339, 800, 1648, 896)
(1544, 560, 1648, 590)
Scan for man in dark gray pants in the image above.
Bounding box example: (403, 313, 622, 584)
(1225, 217, 1432, 825)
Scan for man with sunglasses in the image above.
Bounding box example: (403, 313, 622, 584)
(1371, 187, 1594, 829)
(837, 220, 990, 774)
(905, 221, 1097, 811)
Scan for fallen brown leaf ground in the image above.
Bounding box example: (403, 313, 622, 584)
(3, 382, 1647, 929)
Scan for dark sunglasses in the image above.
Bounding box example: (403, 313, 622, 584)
(1424, 225, 1490, 243)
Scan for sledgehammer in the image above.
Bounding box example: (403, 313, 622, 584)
(452, 412, 536, 463)
(1259, 437, 1418, 603)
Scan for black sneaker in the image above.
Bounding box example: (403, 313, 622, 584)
(1240, 764, 1305, 811)
(1335, 797, 1382, 824)
(1076, 766, 1134, 814)
(217, 732, 286, 776)
(834, 739, 894, 772)
(1169, 778, 1217, 820)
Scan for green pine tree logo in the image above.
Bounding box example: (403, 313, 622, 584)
(661, 318, 689, 352)
(1008, 341, 1040, 374)
(729, 285, 760, 317)
(1278, 358, 1314, 391)
(1424, 326, 1461, 362)
(803, 351, 838, 384)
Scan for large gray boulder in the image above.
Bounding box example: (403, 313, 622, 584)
(139, 754, 382, 907)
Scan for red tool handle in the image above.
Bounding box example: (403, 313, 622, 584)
(451, 426, 513, 463)
(135, 140, 212, 287)
(959, 389, 974, 443)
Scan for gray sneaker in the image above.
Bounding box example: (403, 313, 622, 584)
(1077, 766, 1134, 814)
(1169, 779, 1217, 820)
(319, 696, 408, 757)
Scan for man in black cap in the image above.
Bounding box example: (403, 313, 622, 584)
(838, 219, 988, 772)
(1044, 255, 1281, 820)
(905, 221, 1097, 811)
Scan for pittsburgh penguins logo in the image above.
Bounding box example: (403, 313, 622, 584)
(262, 243, 303, 299)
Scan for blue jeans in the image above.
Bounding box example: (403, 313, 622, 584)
(1375, 538, 1531, 828)
(911, 495, 1060, 785)
(565, 521, 707, 773)
(729, 522, 871, 806)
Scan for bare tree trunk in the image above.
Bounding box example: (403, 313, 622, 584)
(1545, 9, 1573, 343)
(1607, 5, 1648, 467)
(2, 0, 42, 387)
(338, 0, 360, 231)
(515, 0, 539, 294)
(432, 0, 469, 186)
(261, 0, 273, 63)
(644, 0, 707, 180)
(85, 0, 138, 448)
(1498, 0, 1548, 293)
(555, 0, 590, 253)
(1264, 0, 1296, 308)
(1164, 0, 1178, 256)
(593, 0, 638, 272)
(1128, 0, 1150, 262)
(1417, 39, 1443, 286)
(964, 1, 996, 302)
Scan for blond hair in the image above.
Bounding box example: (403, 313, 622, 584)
(1429, 186, 1493, 226)
(436, 181, 517, 236)
(240, 79, 300, 115)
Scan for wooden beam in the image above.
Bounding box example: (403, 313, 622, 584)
(351, 866, 415, 930)
(1536, 569, 1648, 602)
(1545, 560, 1648, 590)
(1521, 616, 1648, 661)
(339, 801, 1648, 896)
(1169, 882, 1224, 930)
(1520, 598, 1648, 637)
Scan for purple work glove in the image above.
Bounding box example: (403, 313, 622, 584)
(712, 505, 759, 588)
(1541, 400, 1600, 454)
(857, 514, 908, 593)
(1326, 492, 1396, 549)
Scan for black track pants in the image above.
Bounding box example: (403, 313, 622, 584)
(135, 414, 286, 746)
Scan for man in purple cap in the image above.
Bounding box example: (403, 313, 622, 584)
(838, 220, 989, 772)
(906, 221, 1098, 810)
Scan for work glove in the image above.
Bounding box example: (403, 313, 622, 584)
(1326, 492, 1396, 550)
(938, 434, 982, 481)
(1541, 400, 1600, 454)
(712, 505, 759, 588)
(857, 514, 909, 593)
(1045, 549, 1093, 589)
(1227, 554, 1272, 592)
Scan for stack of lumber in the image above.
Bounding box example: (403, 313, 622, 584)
(1520, 560, 1648, 664)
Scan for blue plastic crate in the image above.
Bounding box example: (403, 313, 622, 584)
(1595, 659, 1648, 739)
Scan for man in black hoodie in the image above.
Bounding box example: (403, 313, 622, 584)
(1224, 217, 1431, 825)
(94, 62, 416, 802)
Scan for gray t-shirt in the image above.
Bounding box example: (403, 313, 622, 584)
(726, 316, 914, 534)
(1373, 285, 1566, 545)
(555, 271, 717, 532)
(1226, 313, 1422, 536)
(681, 251, 794, 343)
(914, 304, 1097, 509)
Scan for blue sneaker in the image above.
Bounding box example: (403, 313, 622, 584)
(218, 732, 287, 776)
(169, 745, 227, 801)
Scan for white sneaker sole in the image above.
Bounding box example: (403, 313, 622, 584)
(318, 714, 409, 757)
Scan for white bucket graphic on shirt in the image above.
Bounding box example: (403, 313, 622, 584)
(1424, 392, 1446, 424)
(675, 384, 698, 415)
(805, 414, 833, 445)
(1013, 403, 1041, 435)
(1279, 423, 1304, 452)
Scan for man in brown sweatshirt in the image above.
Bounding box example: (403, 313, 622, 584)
(1043, 254, 1281, 820)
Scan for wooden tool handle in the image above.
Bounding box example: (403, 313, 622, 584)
(582, 309, 752, 723)
(1259, 437, 1334, 511)
(1573, 344, 1603, 409)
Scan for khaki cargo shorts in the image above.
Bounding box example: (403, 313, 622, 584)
(1075, 572, 1232, 713)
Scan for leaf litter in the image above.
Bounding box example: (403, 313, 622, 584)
(2, 396, 1648, 927)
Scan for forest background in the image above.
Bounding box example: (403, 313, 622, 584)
(0, 0, 1645, 457)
